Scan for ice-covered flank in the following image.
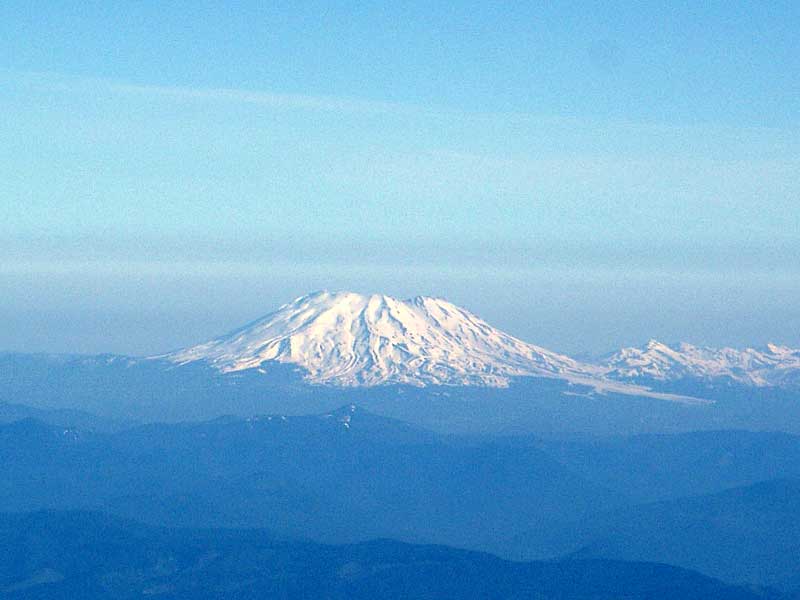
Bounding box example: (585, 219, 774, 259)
(164, 291, 797, 398)
(166, 291, 604, 388)
(604, 340, 800, 386)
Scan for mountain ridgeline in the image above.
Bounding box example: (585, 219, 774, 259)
(2, 291, 799, 433)
(163, 291, 800, 390)
(1, 510, 772, 600)
(2, 292, 799, 596)
(2, 406, 800, 595)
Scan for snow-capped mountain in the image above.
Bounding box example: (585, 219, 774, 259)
(165, 291, 605, 388)
(161, 291, 800, 395)
(604, 340, 800, 386)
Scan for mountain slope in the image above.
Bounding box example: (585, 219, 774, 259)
(535, 429, 800, 504)
(512, 479, 800, 589)
(0, 510, 773, 600)
(161, 291, 699, 403)
(0, 410, 624, 549)
(0, 401, 129, 432)
(604, 340, 800, 386)
(164, 290, 598, 387)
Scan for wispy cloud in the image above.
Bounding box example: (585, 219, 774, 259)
(108, 81, 408, 114)
(1, 68, 410, 115)
(5, 68, 799, 141)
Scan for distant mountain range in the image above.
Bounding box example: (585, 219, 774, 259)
(605, 339, 800, 387)
(3, 292, 798, 597)
(2, 291, 799, 432)
(161, 291, 800, 392)
(1, 510, 772, 600)
(567, 479, 800, 589)
(0, 407, 622, 549)
(2, 407, 800, 593)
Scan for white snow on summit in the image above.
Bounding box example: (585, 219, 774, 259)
(165, 291, 604, 388)
(604, 340, 800, 386)
(161, 291, 798, 396)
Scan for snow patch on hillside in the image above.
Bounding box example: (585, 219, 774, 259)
(604, 340, 800, 386)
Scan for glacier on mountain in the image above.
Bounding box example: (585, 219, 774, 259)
(165, 291, 601, 388)
(604, 340, 800, 386)
(161, 291, 799, 395)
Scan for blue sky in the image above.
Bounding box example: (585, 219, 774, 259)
(1, 2, 799, 355)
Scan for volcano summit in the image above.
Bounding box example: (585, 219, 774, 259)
(165, 291, 603, 388)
